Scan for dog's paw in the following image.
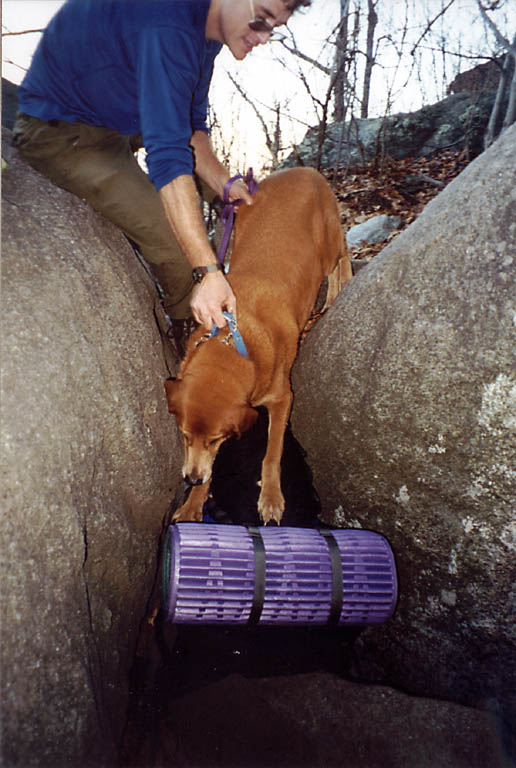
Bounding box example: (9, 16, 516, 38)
(172, 499, 204, 523)
(258, 486, 284, 526)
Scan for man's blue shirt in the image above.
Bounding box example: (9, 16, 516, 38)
(18, 0, 222, 190)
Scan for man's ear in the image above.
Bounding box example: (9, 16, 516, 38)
(164, 378, 180, 414)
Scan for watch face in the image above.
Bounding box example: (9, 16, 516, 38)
(192, 267, 205, 283)
(192, 264, 223, 283)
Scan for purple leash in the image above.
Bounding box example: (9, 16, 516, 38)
(217, 168, 258, 266)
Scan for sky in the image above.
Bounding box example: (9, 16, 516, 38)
(2, 0, 515, 172)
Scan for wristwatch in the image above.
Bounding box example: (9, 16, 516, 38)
(192, 263, 224, 284)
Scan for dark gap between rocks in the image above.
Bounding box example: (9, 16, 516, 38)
(121, 409, 362, 766)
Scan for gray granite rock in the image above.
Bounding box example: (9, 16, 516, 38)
(291, 124, 516, 753)
(1, 77, 18, 130)
(284, 92, 500, 167)
(1, 131, 182, 766)
(346, 214, 402, 249)
(157, 672, 509, 768)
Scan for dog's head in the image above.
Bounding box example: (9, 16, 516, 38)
(164, 378, 258, 486)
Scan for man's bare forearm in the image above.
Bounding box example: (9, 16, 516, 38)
(157, 136, 253, 329)
(159, 173, 217, 268)
(158, 173, 236, 329)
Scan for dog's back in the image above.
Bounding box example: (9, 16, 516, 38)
(228, 167, 347, 331)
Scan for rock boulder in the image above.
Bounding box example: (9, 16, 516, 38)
(291, 125, 516, 754)
(284, 91, 501, 168)
(1, 131, 182, 766)
(158, 672, 508, 768)
(346, 214, 402, 250)
(1, 78, 19, 130)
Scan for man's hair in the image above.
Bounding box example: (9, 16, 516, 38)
(285, 0, 312, 11)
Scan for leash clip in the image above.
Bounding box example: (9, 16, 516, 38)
(210, 312, 248, 359)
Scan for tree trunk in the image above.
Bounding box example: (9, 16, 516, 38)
(333, 0, 351, 122)
(361, 0, 378, 118)
(501, 51, 516, 132)
(484, 34, 516, 149)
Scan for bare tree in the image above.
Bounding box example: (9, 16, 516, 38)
(482, 39, 516, 147)
(225, 72, 287, 170)
(333, 0, 352, 122)
(225, 0, 515, 169)
(360, 0, 379, 118)
(477, 1, 516, 146)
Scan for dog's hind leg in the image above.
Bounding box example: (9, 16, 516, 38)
(172, 482, 210, 523)
(321, 254, 353, 312)
(258, 391, 293, 525)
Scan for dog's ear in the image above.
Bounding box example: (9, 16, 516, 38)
(234, 406, 258, 438)
(164, 378, 180, 414)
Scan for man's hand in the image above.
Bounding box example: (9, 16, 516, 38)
(226, 177, 254, 207)
(191, 131, 257, 209)
(190, 270, 236, 330)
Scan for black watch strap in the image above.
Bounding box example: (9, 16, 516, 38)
(192, 263, 224, 283)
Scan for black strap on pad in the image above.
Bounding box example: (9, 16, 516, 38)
(318, 529, 343, 627)
(247, 526, 266, 626)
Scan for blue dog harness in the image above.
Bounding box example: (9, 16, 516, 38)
(209, 311, 248, 358)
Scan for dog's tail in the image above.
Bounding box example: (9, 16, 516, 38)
(320, 191, 353, 311)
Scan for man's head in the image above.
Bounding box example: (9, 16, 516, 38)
(206, 0, 312, 61)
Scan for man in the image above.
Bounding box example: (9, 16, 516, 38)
(13, 0, 311, 355)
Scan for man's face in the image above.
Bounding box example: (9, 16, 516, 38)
(217, 0, 292, 61)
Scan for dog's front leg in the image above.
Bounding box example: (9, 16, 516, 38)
(172, 482, 210, 523)
(258, 393, 293, 525)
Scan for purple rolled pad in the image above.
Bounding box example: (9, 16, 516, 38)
(162, 524, 397, 627)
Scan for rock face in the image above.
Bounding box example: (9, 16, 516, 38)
(1, 132, 182, 766)
(346, 214, 402, 250)
(284, 91, 500, 168)
(447, 56, 512, 95)
(2, 78, 18, 130)
(291, 124, 516, 751)
(157, 671, 508, 768)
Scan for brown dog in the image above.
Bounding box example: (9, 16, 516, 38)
(164, 167, 351, 524)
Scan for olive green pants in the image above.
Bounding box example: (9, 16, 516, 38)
(13, 113, 199, 319)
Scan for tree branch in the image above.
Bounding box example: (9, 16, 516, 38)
(476, 1, 516, 55)
(278, 40, 332, 75)
(2, 28, 44, 36)
(410, 0, 457, 57)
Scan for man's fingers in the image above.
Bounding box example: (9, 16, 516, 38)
(228, 180, 254, 206)
(224, 302, 237, 322)
(212, 310, 228, 329)
(190, 272, 236, 330)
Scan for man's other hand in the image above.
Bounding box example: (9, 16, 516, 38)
(227, 177, 254, 207)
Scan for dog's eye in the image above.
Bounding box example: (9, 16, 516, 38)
(208, 437, 223, 446)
